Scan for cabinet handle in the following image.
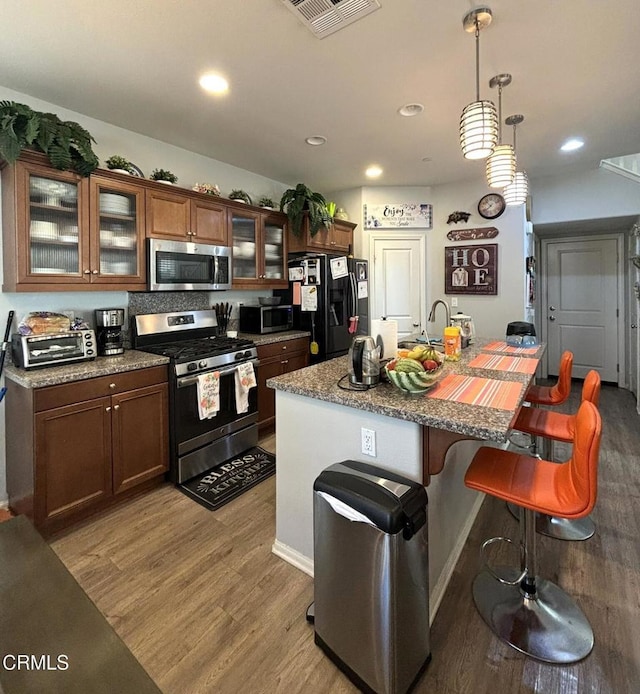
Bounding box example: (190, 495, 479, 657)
(113, 404, 120, 410)
(109, 383, 116, 389)
(282, 345, 287, 350)
(281, 359, 289, 365)
(84, 269, 91, 274)
(92, 270, 99, 275)
(105, 406, 111, 412)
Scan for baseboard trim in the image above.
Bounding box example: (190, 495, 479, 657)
(271, 539, 314, 577)
(428, 493, 485, 625)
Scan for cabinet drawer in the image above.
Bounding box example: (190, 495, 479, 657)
(257, 338, 309, 360)
(34, 366, 168, 412)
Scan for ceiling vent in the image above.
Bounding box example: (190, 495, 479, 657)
(282, 0, 381, 39)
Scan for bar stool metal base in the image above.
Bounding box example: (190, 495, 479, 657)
(472, 569, 594, 663)
(506, 502, 596, 541)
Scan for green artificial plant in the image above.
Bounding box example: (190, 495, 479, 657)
(279, 183, 331, 237)
(105, 155, 134, 174)
(150, 168, 178, 183)
(0, 100, 99, 176)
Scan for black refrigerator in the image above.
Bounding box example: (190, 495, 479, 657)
(276, 253, 369, 364)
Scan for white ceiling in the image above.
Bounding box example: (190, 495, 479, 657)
(1, 0, 639, 194)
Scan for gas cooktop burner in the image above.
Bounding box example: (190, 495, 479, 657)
(142, 336, 255, 361)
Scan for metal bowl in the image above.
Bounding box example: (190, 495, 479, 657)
(258, 297, 281, 306)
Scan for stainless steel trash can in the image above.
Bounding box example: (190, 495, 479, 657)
(313, 460, 430, 694)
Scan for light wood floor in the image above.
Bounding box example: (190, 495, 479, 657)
(51, 385, 640, 693)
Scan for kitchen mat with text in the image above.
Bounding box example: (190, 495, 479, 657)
(481, 341, 540, 355)
(468, 353, 539, 374)
(427, 374, 522, 410)
(179, 447, 275, 512)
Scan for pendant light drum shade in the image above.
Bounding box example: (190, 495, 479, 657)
(504, 170, 529, 205)
(486, 143, 516, 187)
(459, 7, 498, 160)
(460, 101, 499, 159)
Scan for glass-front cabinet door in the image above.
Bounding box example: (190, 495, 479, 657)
(263, 213, 286, 284)
(230, 208, 259, 283)
(89, 175, 145, 286)
(19, 162, 89, 284)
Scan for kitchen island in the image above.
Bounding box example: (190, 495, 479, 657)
(267, 339, 543, 620)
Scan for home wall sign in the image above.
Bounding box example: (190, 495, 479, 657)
(364, 203, 432, 229)
(445, 243, 498, 295)
(447, 227, 499, 241)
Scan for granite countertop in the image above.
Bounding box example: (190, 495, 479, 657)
(4, 332, 310, 389)
(267, 338, 542, 441)
(238, 330, 310, 346)
(4, 350, 170, 389)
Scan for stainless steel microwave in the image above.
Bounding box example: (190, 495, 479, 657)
(147, 238, 231, 291)
(11, 330, 97, 369)
(239, 305, 293, 334)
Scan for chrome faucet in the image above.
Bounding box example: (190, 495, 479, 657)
(428, 300, 451, 328)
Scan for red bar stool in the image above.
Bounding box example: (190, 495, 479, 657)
(525, 350, 574, 408)
(510, 370, 601, 541)
(509, 351, 574, 455)
(465, 400, 602, 663)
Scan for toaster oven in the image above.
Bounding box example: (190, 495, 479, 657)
(11, 330, 97, 369)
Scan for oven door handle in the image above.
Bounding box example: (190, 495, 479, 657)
(176, 358, 260, 389)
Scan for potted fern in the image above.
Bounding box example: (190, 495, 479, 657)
(0, 100, 99, 176)
(258, 196, 276, 210)
(280, 183, 331, 237)
(150, 168, 178, 184)
(229, 189, 252, 204)
(105, 155, 134, 175)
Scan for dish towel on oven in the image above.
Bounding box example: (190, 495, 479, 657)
(197, 371, 220, 419)
(235, 361, 257, 414)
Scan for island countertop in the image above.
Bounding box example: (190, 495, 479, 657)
(267, 338, 542, 442)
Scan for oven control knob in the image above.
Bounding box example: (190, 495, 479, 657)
(187, 363, 198, 372)
(199, 360, 208, 368)
(234, 352, 243, 361)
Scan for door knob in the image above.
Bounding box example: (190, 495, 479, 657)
(632, 324, 638, 329)
(549, 315, 556, 321)
(549, 306, 556, 311)
(413, 322, 419, 328)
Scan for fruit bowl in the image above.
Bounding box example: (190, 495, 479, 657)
(384, 357, 444, 395)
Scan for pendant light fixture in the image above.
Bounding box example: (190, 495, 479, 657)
(503, 114, 529, 205)
(486, 74, 516, 187)
(459, 7, 498, 160)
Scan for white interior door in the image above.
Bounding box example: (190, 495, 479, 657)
(370, 234, 425, 337)
(544, 236, 620, 382)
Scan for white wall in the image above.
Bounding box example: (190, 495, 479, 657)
(530, 167, 640, 225)
(339, 182, 528, 341)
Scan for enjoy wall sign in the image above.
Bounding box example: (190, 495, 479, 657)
(444, 243, 498, 295)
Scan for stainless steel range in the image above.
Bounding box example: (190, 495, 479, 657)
(132, 310, 259, 484)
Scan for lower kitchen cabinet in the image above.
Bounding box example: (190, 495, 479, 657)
(6, 366, 169, 535)
(256, 338, 309, 431)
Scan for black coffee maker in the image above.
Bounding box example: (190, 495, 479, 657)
(95, 309, 125, 356)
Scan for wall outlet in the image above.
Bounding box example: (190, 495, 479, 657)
(361, 428, 376, 457)
(451, 297, 458, 308)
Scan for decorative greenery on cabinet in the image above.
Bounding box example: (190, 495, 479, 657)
(279, 183, 331, 237)
(0, 101, 99, 176)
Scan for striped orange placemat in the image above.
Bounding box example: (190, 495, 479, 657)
(482, 341, 539, 355)
(469, 353, 538, 374)
(427, 374, 523, 410)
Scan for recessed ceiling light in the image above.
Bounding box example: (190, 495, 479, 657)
(398, 103, 424, 117)
(199, 73, 229, 94)
(560, 137, 585, 152)
(305, 136, 327, 146)
(365, 165, 383, 178)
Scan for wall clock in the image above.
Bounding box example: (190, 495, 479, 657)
(478, 193, 506, 220)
